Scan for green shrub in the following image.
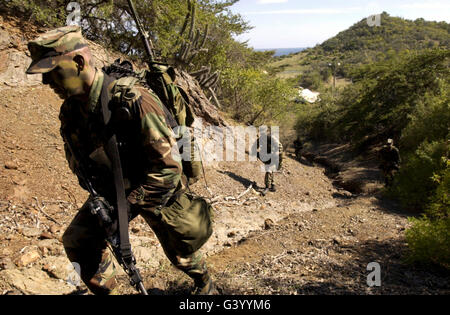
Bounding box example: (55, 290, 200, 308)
(220, 67, 297, 126)
(405, 161, 450, 268)
(406, 215, 450, 269)
(392, 141, 448, 211)
(401, 83, 449, 152)
(295, 91, 341, 141)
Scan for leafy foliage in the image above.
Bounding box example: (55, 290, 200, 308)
(293, 46, 449, 268)
(1, 0, 299, 127)
(405, 160, 450, 269)
(336, 49, 449, 145)
(295, 91, 340, 141)
(219, 67, 297, 126)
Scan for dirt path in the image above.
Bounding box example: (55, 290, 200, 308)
(127, 154, 450, 295)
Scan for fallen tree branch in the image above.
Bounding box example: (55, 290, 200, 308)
(32, 197, 62, 226)
(237, 183, 253, 200)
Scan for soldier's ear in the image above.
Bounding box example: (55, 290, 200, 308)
(73, 55, 85, 74)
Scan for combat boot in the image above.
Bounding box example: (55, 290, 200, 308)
(193, 274, 219, 295)
(269, 184, 276, 192)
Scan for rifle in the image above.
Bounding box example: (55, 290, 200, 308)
(127, 0, 156, 64)
(64, 137, 148, 295)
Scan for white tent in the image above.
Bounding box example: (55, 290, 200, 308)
(297, 88, 320, 103)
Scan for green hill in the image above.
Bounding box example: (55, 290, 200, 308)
(270, 12, 450, 86)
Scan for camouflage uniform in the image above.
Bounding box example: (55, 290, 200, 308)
(254, 132, 284, 192)
(26, 26, 214, 295)
(379, 140, 401, 187)
(293, 138, 302, 160)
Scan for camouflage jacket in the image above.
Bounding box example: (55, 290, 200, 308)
(59, 69, 186, 212)
(252, 133, 284, 169)
(379, 145, 401, 167)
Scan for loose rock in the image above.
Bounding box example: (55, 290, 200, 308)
(21, 227, 42, 238)
(0, 257, 15, 270)
(39, 231, 53, 240)
(16, 250, 40, 267)
(49, 225, 60, 234)
(264, 219, 275, 230)
(4, 161, 18, 170)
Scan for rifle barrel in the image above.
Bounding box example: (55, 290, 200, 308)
(138, 282, 148, 295)
(127, 0, 155, 62)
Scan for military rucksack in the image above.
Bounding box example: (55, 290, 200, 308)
(103, 59, 203, 184)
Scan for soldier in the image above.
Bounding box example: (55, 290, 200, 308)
(379, 138, 401, 187)
(26, 26, 216, 295)
(253, 128, 284, 196)
(293, 136, 302, 160)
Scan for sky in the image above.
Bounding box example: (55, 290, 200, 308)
(229, 0, 450, 49)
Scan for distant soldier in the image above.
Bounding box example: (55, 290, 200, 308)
(379, 139, 401, 187)
(26, 26, 216, 295)
(293, 137, 303, 160)
(253, 128, 284, 195)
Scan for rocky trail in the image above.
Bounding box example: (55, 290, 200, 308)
(0, 16, 449, 295)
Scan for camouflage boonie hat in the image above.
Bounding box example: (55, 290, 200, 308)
(26, 25, 88, 74)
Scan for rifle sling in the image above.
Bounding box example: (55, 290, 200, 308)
(100, 74, 133, 261)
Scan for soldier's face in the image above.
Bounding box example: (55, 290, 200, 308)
(42, 60, 85, 99)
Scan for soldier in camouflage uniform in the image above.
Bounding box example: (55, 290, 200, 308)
(293, 136, 302, 160)
(26, 26, 216, 295)
(253, 128, 284, 195)
(379, 139, 401, 187)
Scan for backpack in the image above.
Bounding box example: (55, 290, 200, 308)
(103, 59, 203, 184)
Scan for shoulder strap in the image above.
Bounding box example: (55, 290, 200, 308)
(100, 74, 146, 294)
(100, 75, 132, 259)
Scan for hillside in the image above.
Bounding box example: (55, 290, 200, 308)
(0, 15, 449, 296)
(269, 13, 450, 82)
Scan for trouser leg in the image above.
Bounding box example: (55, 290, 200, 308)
(140, 210, 210, 287)
(62, 202, 118, 295)
(265, 171, 274, 188)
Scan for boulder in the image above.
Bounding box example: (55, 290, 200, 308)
(41, 256, 73, 280)
(16, 250, 40, 267)
(0, 268, 75, 295)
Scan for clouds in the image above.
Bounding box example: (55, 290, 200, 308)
(245, 8, 361, 15)
(257, 0, 289, 3)
(399, 1, 450, 10)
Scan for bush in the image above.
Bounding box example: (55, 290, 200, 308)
(0, 0, 67, 26)
(220, 67, 297, 126)
(392, 79, 449, 211)
(401, 84, 450, 153)
(295, 91, 342, 141)
(405, 161, 450, 268)
(391, 141, 448, 211)
(406, 215, 450, 269)
(297, 69, 323, 90)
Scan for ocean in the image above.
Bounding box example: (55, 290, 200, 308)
(255, 47, 306, 57)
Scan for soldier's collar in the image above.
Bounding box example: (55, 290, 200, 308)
(87, 69, 104, 113)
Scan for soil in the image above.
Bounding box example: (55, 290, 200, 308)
(0, 16, 448, 295)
